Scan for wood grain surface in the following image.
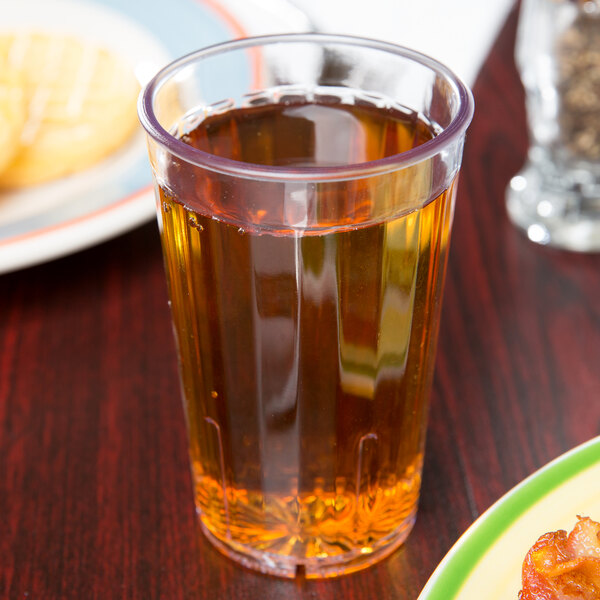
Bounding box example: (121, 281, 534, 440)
(2, 3, 600, 598)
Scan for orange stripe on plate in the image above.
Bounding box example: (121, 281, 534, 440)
(0, 184, 153, 247)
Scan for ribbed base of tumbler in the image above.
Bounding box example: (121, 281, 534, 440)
(198, 510, 417, 579)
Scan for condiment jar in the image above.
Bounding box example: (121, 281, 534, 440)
(507, 0, 600, 251)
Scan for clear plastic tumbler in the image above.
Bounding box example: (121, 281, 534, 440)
(138, 33, 473, 578)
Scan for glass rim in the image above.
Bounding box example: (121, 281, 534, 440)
(138, 32, 474, 182)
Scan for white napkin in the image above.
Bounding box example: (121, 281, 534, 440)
(291, 0, 516, 86)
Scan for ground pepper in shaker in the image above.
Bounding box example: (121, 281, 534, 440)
(558, 0, 600, 161)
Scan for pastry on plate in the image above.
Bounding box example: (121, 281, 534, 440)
(0, 31, 139, 187)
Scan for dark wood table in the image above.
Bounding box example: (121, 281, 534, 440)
(3, 5, 600, 598)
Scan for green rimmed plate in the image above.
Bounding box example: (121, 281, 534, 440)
(418, 436, 600, 599)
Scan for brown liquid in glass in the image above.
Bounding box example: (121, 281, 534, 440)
(157, 95, 455, 576)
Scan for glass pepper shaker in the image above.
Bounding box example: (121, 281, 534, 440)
(507, 0, 600, 251)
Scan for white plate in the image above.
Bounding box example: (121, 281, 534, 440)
(0, 0, 310, 274)
(418, 436, 600, 599)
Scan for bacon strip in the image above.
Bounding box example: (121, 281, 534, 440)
(519, 517, 600, 600)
